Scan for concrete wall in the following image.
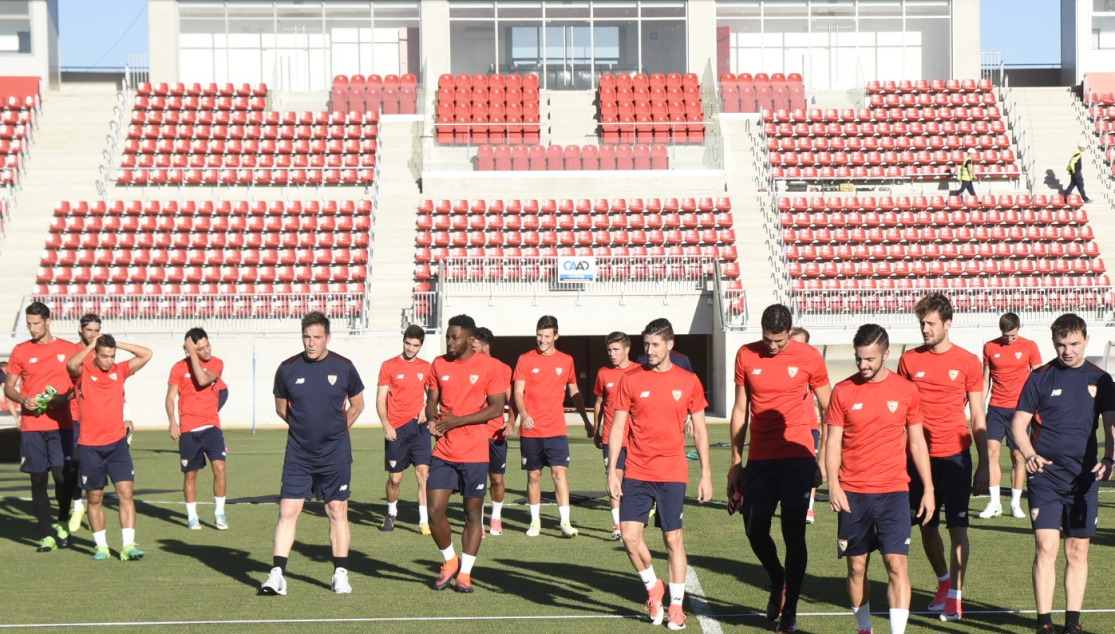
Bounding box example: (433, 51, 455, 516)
(418, 0, 449, 92)
(0, 0, 59, 88)
(951, 0, 981, 81)
(1062, 0, 1078, 86)
(1067, 0, 1115, 87)
(147, 0, 179, 83)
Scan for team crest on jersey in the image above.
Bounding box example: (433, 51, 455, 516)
(1089, 385, 1098, 398)
(57, 354, 65, 362)
(672, 390, 682, 401)
(887, 401, 899, 413)
(109, 373, 117, 381)
(417, 373, 424, 381)
(469, 374, 479, 384)
(948, 370, 959, 381)
(556, 368, 563, 375)
(327, 375, 337, 385)
(787, 366, 799, 378)
(1015, 352, 1023, 359)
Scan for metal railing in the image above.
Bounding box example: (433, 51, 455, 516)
(980, 53, 1004, 88)
(125, 56, 150, 90)
(999, 73, 1037, 193)
(410, 290, 439, 332)
(100, 82, 131, 198)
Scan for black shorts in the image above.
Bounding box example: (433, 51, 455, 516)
(488, 439, 508, 475)
(384, 419, 432, 473)
(620, 479, 686, 532)
(741, 457, 816, 517)
(986, 405, 1019, 448)
(427, 456, 488, 498)
(79, 438, 134, 490)
(520, 436, 570, 471)
(280, 461, 351, 502)
(20, 430, 64, 473)
(909, 450, 972, 528)
(838, 491, 912, 558)
(1028, 474, 1099, 538)
(179, 427, 227, 472)
(603, 444, 627, 472)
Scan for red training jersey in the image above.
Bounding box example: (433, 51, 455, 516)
(614, 365, 707, 483)
(7, 337, 78, 432)
(983, 336, 1042, 409)
(827, 371, 923, 494)
(168, 356, 225, 433)
(734, 340, 830, 460)
(378, 355, 433, 429)
(594, 364, 633, 447)
(898, 344, 982, 457)
(514, 349, 576, 438)
(77, 357, 131, 447)
(486, 358, 513, 440)
(428, 353, 507, 463)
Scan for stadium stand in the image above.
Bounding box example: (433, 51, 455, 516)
(330, 74, 419, 116)
(435, 73, 542, 146)
(474, 143, 670, 171)
(720, 72, 806, 114)
(1086, 90, 1115, 178)
(596, 72, 706, 145)
(0, 76, 41, 190)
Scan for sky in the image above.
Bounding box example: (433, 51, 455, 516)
(58, 0, 1062, 70)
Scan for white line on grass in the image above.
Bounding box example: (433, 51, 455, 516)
(684, 565, 723, 634)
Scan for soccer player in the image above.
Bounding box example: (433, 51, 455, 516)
(425, 315, 507, 592)
(1010, 314, 1115, 634)
(790, 326, 824, 525)
(472, 327, 513, 536)
(826, 324, 935, 634)
(67, 334, 153, 561)
(4, 302, 78, 552)
(514, 315, 592, 538)
(593, 331, 633, 540)
(897, 292, 989, 621)
(65, 313, 102, 534)
(980, 312, 1042, 519)
(262, 312, 365, 596)
(608, 318, 711, 631)
(728, 304, 831, 632)
(376, 325, 433, 534)
(166, 328, 229, 531)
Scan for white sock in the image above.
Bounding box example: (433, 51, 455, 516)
(530, 504, 540, 522)
(440, 545, 456, 561)
(558, 505, 570, 523)
(937, 573, 951, 584)
(73, 499, 84, 513)
(611, 507, 620, 524)
(93, 530, 107, 547)
(460, 553, 476, 574)
(988, 486, 1000, 503)
(947, 589, 961, 601)
(214, 497, 226, 515)
(490, 501, 503, 521)
(185, 502, 198, 520)
(669, 582, 685, 605)
(808, 495, 815, 511)
(853, 602, 872, 631)
(122, 527, 135, 545)
(1011, 488, 1023, 506)
(418, 505, 429, 524)
(387, 501, 398, 516)
(638, 566, 658, 591)
(890, 608, 909, 634)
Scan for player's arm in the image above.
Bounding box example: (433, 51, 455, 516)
(513, 379, 531, 431)
(823, 423, 848, 513)
(3, 371, 25, 408)
(607, 409, 628, 501)
(424, 386, 439, 425)
(184, 341, 216, 387)
(567, 381, 592, 437)
(67, 337, 97, 378)
(967, 388, 990, 495)
(906, 423, 935, 525)
(116, 341, 154, 374)
(982, 365, 992, 403)
(345, 391, 365, 429)
(727, 383, 751, 497)
(274, 397, 289, 423)
(376, 385, 396, 441)
(690, 409, 713, 503)
(501, 386, 514, 437)
(812, 382, 832, 484)
(1095, 409, 1115, 481)
(1010, 409, 1049, 473)
(166, 383, 181, 441)
(592, 395, 604, 448)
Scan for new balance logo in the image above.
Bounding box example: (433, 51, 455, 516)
(606, 382, 614, 388)
(339, 485, 348, 491)
(476, 484, 485, 490)
(531, 368, 540, 374)
(29, 358, 37, 363)
(295, 378, 305, 384)
(993, 354, 1000, 358)
(915, 371, 926, 378)
(957, 512, 967, 518)
(1051, 389, 1063, 396)
(751, 368, 762, 375)
(397, 374, 404, 379)
(905, 538, 911, 545)
(852, 403, 863, 410)
(441, 375, 450, 380)
(639, 391, 651, 398)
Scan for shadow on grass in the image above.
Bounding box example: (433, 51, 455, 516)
(158, 538, 265, 589)
(290, 541, 428, 588)
(485, 556, 662, 614)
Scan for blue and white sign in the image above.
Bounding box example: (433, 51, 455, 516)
(557, 256, 597, 282)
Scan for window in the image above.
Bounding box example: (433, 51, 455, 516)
(0, 0, 32, 54)
(1095, 16, 1115, 50)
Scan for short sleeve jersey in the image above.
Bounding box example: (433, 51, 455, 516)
(486, 358, 513, 440)
(7, 338, 78, 432)
(1017, 361, 1115, 488)
(514, 349, 576, 438)
(898, 344, 982, 458)
(983, 336, 1042, 409)
(77, 358, 131, 447)
(168, 356, 225, 433)
(827, 371, 923, 493)
(273, 352, 364, 467)
(734, 339, 830, 460)
(428, 353, 506, 463)
(614, 365, 707, 483)
(594, 364, 633, 447)
(377, 355, 433, 429)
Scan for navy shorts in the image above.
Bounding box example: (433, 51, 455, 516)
(179, 427, 227, 472)
(521, 436, 570, 471)
(79, 438, 134, 490)
(280, 461, 351, 502)
(838, 491, 912, 558)
(741, 457, 816, 516)
(59, 427, 76, 463)
(909, 450, 972, 528)
(218, 388, 229, 411)
(986, 405, 1019, 448)
(384, 419, 432, 473)
(620, 479, 686, 532)
(1028, 474, 1099, 538)
(603, 443, 627, 472)
(427, 456, 488, 498)
(20, 430, 64, 473)
(488, 439, 508, 474)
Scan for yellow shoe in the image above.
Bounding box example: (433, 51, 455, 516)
(419, 522, 432, 536)
(68, 506, 85, 534)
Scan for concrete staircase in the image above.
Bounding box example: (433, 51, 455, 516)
(0, 83, 119, 333)
(542, 90, 599, 146)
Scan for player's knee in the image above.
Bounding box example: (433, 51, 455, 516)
(1034, 537, 1059, 560)
(388, 472, 404, 486)
(527, 471, 542, 484)
(211, 461, 226, 475)
(663, 529, 684, 550)
(184, 470, 198, 483)
(847, 558, 868, 578)
(1064, 538, 1090, 562)
(325, 501, 348, 520)
(415, 467, 429, 482)
(87, 491, 104, 505)
(551, 468, 568, 483)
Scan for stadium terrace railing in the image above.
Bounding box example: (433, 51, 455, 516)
(980, 53, 1004, 88)
(99, 84, 131, 199)
(410, 290, 439, 332)
(791, 287, 1114, 328)
(125, 56, 150, 91)
(998, 75, 1037, 194)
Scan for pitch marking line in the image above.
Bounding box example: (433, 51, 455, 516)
(685, 564, 723, 634)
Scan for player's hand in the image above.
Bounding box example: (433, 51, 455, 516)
(184, 338, 198, 355)
(828, 485, 850, 514)
(607, 472, 623, 501)
(521, 413, 535, 431)
(818, 459, 828, 484)
(583, 421, 594, 439)
(812, 462, 824, 488)
(697, 474, 713, 504)
(918, 491, 936, 526)
(1092, 458, 1114, 481)
(124, 420, 134, 435)
(502, 418, 514, 438)
(971, 462, 990, 496)
(168, 422, 181, 441)
(726, 463, 746, 515)
(382, 424, 397, 442)
(417, 411, 427, 425)
(684, 419, 694, 438)
(1025, 453, 1052, 474)
(592, 431, 603, 449)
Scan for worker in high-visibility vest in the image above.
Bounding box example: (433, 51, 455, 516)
(950, 147, 977, 197)
(1063, 140, 1092, 204)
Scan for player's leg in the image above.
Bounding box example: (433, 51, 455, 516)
(382, 422, 411, 531)
(22, 431, 65, 549)
(1032, 529, 1061, 628)
(109, 441, 142, 560)
(620, 478, 665, 625)
(838, 491, 875, 634)
(456, 464, 488, 593)
(548, 436, 576, 536)
(487, 438, 507, 535)
(325, 499, 352, 593)
(180, 431, 205, 528)
(427, 457, 463, 590)
(522, 437, 544, 535)
(980, 439, 1003, 517)
(882, 554, 911, 634)
(878, 491, 913, 634)
(846, 555, 872, 633)
(57, 429, 74, 525)
(741, 460, 786, 621)
(1063, 536, 1089, 630)
(206, 428, 229, 529)
(657, 483, 688, 631)
(264, 461, 311, 595)
(775, 458, 813, 630)
(414, 421, 433, 533)
(939, 451, 972, 621)
(603, 443, 625, 539)
(183, 470, 200, 527)
(910, 456, 950, 611)
(383, 471, 404, 531)
(1007, 422, 1026, 518)
(807, 429, 820, 525)
(68, 423, 85, 533)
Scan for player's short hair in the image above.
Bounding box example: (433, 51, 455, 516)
(914, 292, 953, 323)
(79, 313, 101, 328)
(95, 334, 117, 352)
(1051, 313, 1088, 340)
(643, 318, 674, 341)
(185, 327, 208, 343)
(760, 304, 792, 334)
(605, 331, 630, 347)
(790, 326, 810, 343)
(474, 327, 494, 344)
(301, 311, 330, 335)
(26, 302, 50, 319)
(536, 315, 558, 333)
(403, 324, 425, 343)
(852, 324, 889, 351)
(998, 312, 1020, 333)
(448, 314, 477, 336)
